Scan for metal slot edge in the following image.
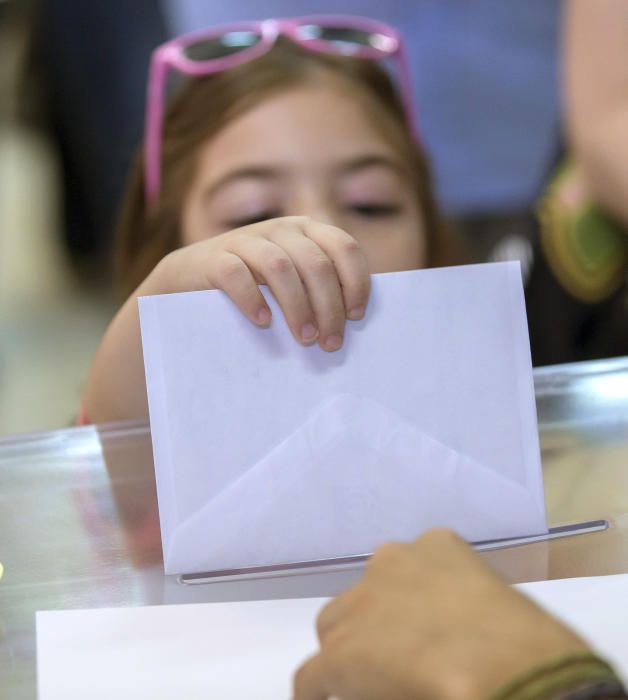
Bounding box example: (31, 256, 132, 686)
(178, 519, 609, 585)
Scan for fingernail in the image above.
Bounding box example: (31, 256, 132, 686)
(348, 305, 365, 321)
(301, 323, 319, 343)
(324, 335, 343, 351)
(256, 308, 271, 326)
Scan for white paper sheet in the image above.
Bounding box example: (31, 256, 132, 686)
(139, 263, 547, 575)
(37, 574, 628, 700)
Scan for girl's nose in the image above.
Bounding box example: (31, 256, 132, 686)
(288, 188, 337, 227)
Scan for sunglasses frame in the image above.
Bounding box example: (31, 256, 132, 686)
(144, 15, 418, 205)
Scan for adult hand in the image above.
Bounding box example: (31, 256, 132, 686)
(149, 216, 370, 352)
(294, 529, 588, 700)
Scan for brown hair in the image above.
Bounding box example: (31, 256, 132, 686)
(115, 39, 458, 299)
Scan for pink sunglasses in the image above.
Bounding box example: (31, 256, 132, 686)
(144, 15, 417, 205)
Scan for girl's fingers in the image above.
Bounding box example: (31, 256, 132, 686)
(207, 251, 272, 326)
(302, 219, 371, 322)
(204, 216, 371, 348)
(268, 227, 347, 351)
(224, 236, 319, 345)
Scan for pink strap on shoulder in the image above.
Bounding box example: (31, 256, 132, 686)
(76, 402, 91, 426)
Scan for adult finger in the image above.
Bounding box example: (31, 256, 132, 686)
(293, 653, 331, 700)
(408, 529, 494, 574)
(315, 591, 354, 643)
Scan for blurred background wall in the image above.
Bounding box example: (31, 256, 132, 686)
(0, 1, 114, 434)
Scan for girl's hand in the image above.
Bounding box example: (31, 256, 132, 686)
(149, 216, 370, 351)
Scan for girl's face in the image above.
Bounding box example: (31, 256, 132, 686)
(181, 80, 426, 273)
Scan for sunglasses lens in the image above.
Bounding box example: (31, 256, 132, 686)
(295, 24, 396, 54)
(183, 30, 263, 61)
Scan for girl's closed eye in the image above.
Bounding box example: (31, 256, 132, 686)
(347, 202, 403, 218)
(339, 164, 407, 221)
(205, 176, 283, 234)
(223, 210, 282, 229)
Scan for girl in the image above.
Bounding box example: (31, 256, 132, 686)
(83, 17, 459, 424)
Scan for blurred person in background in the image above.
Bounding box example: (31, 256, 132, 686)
(564, 0, 628, 227)
(20, 0, 165, 277)
(524, 0, 628, 366)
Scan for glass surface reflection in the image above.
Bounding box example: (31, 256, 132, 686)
(1, 358, 627, 698)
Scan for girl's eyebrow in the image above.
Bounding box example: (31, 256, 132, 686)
(204, 153, 404, 202)
(203, 166, 281, 201)
(338, 154, 405, 177)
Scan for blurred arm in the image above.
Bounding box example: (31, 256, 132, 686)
(563, 0, 628, 224)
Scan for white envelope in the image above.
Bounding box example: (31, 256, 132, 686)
(139, 263, 547, 575)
